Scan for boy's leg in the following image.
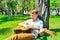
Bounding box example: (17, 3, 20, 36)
(6, 33, 35, 40)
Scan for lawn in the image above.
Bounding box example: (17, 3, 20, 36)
(0, 14, 60, 40)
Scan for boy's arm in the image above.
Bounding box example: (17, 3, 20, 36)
(39, 28, 56, 36)
(44, 29, 56, 36)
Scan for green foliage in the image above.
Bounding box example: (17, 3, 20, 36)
(50, 0, 59, 10)
(0, 0, 5, 10)
(7, 0, 17, 10)
(0, 0, 35, 11)
(15, 0, 22, 11)
(28, 0, 35, 10)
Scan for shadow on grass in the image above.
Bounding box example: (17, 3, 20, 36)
(11, 14, 30, 21)
(37, 33, 48, 40)
(50, 28, 60, 32)
(50, 15, 60, 18)
(0, 14, 30, 24)
(0, 16, 8, 24)
(0, 28, 11, 35)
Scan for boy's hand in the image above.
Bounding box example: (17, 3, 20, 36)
(39, 28, 46, 36)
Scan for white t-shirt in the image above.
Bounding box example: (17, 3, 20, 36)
(22, 18, 43, 38)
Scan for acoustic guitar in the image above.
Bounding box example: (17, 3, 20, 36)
(14, 26, 56, 36)
(14, 23, 56, 36)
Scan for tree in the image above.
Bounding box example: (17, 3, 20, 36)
(0, 0, 5, 15)
(35, 0, 50, 29)
(5, 0, 11, 20)
(50, 0, 60, 16)
(7, 0, 17, 15)
(56, 1, 60, 16)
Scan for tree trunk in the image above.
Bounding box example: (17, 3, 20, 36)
(12, 10, 15, 15)
(21, 0, 25, 14)
(0, 10, 3, 15)
(57, 9, 60, 16)
(35, 0, 50, 29)
(1, 10, 3, 15)
(5, 0, 11, 20)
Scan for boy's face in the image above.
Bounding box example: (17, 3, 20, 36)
(30, 12, 38, 21)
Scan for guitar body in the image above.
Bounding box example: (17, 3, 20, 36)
(14, 26, 32, 34)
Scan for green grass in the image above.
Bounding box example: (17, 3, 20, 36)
(48, 16, 60, 40)
(0, 15, 60, 40)
(0, 14, 30, 40)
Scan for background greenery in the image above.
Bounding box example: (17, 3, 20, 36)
(0, 0, 60, 15)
